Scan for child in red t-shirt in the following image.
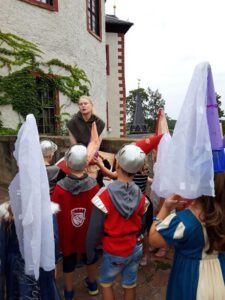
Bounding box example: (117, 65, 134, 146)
(52, 145, 100, 300)
(86, 144, 148, 300)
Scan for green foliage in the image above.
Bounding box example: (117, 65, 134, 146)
(0, 127, 18, 135)
(221, 120, 225, 136)
(55, 104, 71, 135)
(166, 114, 176, 133)
(216, 93, 224, 118)
(0, 31, 90, 127)
(0, 31, 41, 71)
(126, 87, 166, 132)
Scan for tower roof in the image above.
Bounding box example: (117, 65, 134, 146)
(106, 14, 133, 34)
(130, 93, 148, 134)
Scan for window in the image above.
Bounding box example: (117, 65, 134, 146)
(87, 0, 102, 40)
(36, 0, 53, 4)
(36, 77, 59, 134)
(106, 45, 110, 75)
(19, 0, 58, 12)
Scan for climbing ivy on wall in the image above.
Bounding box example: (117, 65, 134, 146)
(0, 31, 90, 119)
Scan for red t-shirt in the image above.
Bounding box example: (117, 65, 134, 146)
(99, 189, 145, 257)
(52, 184, 99, 256)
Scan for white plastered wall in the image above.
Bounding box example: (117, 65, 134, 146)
(0, 0, 107, 133)
(106, 32, 120, 137)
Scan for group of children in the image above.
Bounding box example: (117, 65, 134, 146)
(1, 132, 225, 300)
(40, 130, 225, 300)
(1, 61, 225, 299)
(49, 141, 150, 300)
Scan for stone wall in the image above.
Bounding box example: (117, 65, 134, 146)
(0, 135, 141, 186)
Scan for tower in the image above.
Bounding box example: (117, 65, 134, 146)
(130, 89, 148, 134)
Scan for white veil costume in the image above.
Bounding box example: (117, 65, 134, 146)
(152, 62, 215, 199)
(9, 114, 55, 279)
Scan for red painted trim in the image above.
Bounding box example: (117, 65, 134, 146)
(19, 0, 58, 11)
(106, 44, 110, 75)
(106, 101, 109, 131)
(117, 33, 126, 137)
(86, 0, 102, 41)
(118, 33, 125, 38)
(31, 71, 58, 78)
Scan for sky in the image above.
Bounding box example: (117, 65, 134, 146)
(105, 0, 225, 119)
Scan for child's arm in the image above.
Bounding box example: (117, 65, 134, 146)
(94, 157, 118, 180)
(149, 194, 185, 248)
(86, 206, 106, 264)
(148, 177, 153, 184)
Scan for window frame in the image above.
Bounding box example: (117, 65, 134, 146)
(32, 71, 59, 134)
(86, 0, 102, 41)
(105, 44, 110, 75)
(19, 0, 58, 12)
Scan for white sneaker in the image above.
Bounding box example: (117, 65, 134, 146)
(139, 255, 148, 266)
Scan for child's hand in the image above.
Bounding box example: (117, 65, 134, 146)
(164, 194, 187, 210)
(93, 157, 103, 167)
(148, 177, 153, 184)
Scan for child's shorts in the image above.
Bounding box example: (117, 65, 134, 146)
(63, 253, 87, 273)
(100, 243, 143, 288)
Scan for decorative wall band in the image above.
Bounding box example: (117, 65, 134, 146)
(117, 32, 126, 137)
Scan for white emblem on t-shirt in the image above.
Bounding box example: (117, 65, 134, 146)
(71, 208, 86, 227)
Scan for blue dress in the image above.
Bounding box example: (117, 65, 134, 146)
(156, 209, 225, 300)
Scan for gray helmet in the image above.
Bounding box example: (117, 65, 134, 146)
(40, 140, 58, 156)
(116, 144, 146, 174)
(65, 144, 87, 171)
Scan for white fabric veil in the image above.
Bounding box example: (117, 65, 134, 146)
(152, 62, 215, 199)
(9, 114, 55, 279)
(151, 133, 172, 197)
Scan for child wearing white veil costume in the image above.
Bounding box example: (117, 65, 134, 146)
(150, 62, 225, 300)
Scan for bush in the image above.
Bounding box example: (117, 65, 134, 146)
(0, 127, 18, 135)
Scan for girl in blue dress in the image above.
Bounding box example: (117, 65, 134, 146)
(149, 172, 225, 300)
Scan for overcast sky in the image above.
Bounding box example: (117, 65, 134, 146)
(105, 0, 225, 119)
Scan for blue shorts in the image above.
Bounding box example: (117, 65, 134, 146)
(100, 244, 143, 288)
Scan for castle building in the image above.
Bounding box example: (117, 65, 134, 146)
(0, 0, 132, 137)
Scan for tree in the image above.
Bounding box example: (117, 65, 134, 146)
(126, 87, 165, 132)
(146, 88, 165, 131)
(216, 93, 224, 118)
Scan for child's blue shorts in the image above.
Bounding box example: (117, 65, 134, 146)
(100, 243, 143, 288)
